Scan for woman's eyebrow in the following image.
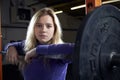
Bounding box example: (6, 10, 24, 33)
(36, 23, 42, 25)
(46, 22, 54, 25)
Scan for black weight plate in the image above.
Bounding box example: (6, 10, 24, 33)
(74, 4, 120, 80)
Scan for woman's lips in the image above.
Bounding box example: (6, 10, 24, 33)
(39, 35, 47, 38)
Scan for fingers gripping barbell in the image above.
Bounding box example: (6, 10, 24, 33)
(0, 4, 120, 80)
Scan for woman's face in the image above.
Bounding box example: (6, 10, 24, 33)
(34, 15, 55, 44)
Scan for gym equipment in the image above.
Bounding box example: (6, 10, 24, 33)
(73, 4, 120, 80)
(0, 9, 2, 80)
(85, 0, 102, 14)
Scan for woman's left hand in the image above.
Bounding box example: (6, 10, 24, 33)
(24, 48, 37, 63)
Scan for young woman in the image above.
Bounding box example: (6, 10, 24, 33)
(5, 8, 74, 80)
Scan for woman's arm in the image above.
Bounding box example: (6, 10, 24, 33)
(4, 40, 25, 55)
(36, 43, 74, 55)
(25, 43, 75, 63)
(4, 41, 26, 69)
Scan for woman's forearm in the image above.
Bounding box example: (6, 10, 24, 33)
(36, 43, 74, 55)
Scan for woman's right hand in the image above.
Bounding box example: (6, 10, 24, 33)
(5, 46, 19, 65)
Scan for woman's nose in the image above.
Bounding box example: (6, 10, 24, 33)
(41, 26, 47, 31)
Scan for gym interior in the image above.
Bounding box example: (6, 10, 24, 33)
(1, 0, 120, 80)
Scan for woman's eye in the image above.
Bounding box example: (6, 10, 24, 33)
(36, 24, 42, 27)
(47, 25, 52, 28)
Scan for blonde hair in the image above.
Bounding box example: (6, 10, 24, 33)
(24, 8, 63, 52)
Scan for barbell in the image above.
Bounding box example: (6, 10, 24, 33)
(72, 4, 120, 80)
(0, 4, 120, 80)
